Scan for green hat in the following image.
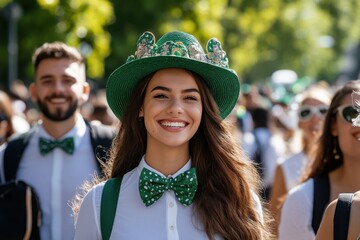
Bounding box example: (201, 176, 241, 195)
(106, 31, 240, 119)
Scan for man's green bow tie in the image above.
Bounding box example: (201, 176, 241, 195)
(139, 167, 198, 207)
(39, 137, 75, 155)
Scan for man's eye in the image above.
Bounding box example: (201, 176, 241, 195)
(42, 80, 52, 85)
(63, 78, 75, 84)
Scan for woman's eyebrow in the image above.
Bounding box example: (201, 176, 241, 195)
(151, 86, 169, 92)
(151, 86, 199, 93)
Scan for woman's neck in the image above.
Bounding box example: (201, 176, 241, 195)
(145, 144, 190, 176)
(330, 157, 360, 199)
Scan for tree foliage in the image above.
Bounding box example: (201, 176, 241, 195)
(0, 0, 113, 89)
(0, 0, 359, 91)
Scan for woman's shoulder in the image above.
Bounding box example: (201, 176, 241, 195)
(316, 191, 360, 240)
(315, 197, 336, 240)
(280, 151, 307, 171)
(349, 191, 360, 239)
(282, 179, 314, 211)
(81, 180, 106, 205)
(287, 178, 314, 197)
(80, 169, 139, 211)
(283, 151, 307, 164)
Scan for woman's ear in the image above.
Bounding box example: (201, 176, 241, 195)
(331, 118, 338, 136)
(139, 107, 144, 117)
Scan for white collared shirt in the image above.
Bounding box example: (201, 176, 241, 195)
(0, 116, 99, 240)
(74, 156, 264, 240)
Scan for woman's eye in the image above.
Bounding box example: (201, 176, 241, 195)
(154, 94, 167, 99)
(185, 96, 198, 101)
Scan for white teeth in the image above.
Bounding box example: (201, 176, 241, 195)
(161, 121, 185, 128)
(50, 98, 66, 103)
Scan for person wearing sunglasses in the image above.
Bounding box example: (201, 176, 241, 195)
(269, 83, 332, 236)
(315, 87, 360, 240)
(278, 80, 360, 240)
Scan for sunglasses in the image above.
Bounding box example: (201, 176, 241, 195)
(298, 105, 328, 121)
(335, 105, 360, 124)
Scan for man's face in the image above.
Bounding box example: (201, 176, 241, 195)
(30, 58, 89, 121)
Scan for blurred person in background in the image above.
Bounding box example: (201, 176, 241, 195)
(8, 80, 31, 133)
(278, 80, 360, 240)
(86, 89, 118, 127)
(270, 101, 300, 156)
(269, 83, 332, 236)
(242, 106, 288, 201)
(240, 85, 293, 202)
(0, 90, 16, 146)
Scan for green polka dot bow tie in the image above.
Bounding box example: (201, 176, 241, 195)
(139, 167, 198, 207)
(39, 137, 75, 155)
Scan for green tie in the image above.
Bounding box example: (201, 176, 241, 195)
(39, 137, 75, 155)
(139, 167, 198, 207)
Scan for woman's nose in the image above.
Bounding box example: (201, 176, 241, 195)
(166, 99, 183, 115)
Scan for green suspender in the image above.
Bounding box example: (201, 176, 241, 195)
(100, 177, 123, 240)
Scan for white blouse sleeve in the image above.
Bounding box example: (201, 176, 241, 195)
(74, 183, 104, 240)
(252, 191, 264, 223)
(278, 179, 315, 240)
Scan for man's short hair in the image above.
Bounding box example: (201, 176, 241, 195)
(32, 42, 84, 71)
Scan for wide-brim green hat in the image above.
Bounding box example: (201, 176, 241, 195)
(106, 31, 240, 119)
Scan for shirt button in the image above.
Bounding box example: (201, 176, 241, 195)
(169, 202, 174, 208)
(170, 225, 175, 231)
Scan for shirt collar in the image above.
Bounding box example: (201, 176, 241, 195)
(138, 155, 192, 178)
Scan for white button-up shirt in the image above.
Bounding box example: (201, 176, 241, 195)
(74, 156, 264, 240)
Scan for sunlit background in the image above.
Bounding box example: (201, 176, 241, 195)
(1, 0, 359, 95)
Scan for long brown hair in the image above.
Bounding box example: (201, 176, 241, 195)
(75, 70, 272, 240)
(303, 80, 360, 180)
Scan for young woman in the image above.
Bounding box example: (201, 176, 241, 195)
(269, 83, 332, 235)
(73, 31, 271, 239)
(316, 89, 360, 240)
(278, 80, 360, 240)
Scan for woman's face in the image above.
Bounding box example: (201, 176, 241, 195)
(298, 98, 328, 142)
(331, 94, 360, 160)
(139, 68, 203, 149)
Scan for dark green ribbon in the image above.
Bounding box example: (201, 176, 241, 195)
(39, 137, 75, 155)
(139, 167, 198, 207)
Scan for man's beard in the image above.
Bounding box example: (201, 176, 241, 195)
(37, 96, 78, 122)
